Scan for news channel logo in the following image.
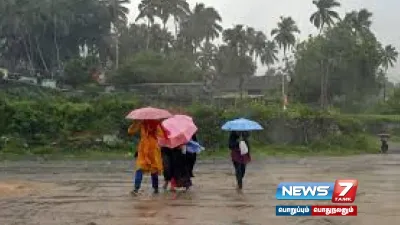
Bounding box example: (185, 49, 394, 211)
(275, 180, 358, 202)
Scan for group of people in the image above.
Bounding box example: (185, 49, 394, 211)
(127, 119, 252, 194)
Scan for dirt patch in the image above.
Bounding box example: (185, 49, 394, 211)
(0, 180, 55, 198)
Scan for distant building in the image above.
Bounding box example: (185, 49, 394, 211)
(213, 75, 287, 98)
(41, 79, 57, 88)
(0, 68, 8, 79)
(18, 76, 37, 85)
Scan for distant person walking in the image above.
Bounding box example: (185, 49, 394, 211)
(228, 131, 251, 190)
(379, 133, 390, 153)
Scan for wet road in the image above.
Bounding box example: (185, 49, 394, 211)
(1, 154, 400, 225)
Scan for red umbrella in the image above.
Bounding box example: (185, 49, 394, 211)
(125, 107, 172, 120)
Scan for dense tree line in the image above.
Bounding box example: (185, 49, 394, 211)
(0, 0, 398, 111)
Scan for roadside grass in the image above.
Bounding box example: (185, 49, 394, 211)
(0, 142, 380, 161)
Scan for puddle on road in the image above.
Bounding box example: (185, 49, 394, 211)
(1, 155, 400, 225)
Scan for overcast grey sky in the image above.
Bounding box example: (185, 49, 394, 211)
(128, 0, 400, 81)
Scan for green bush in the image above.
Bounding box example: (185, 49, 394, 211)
(310, 133, 376, 151)
(111, 51, 202, 84)
(63, 56, 99, 88)
(0, 93, 398, 152)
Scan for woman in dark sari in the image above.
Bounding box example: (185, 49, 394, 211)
(228, 131, 251, 190)
(161, 146, 172, 190)
(162, 144, 193, 191)
(170, 145, 192, 191)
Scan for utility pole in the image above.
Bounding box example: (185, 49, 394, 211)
(383, 78, 386, 101)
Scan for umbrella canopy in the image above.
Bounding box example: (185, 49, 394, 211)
(125, 107, 172, 120)
(221, 118, 263, 131)
(186, 140, 205, 153)
(158, 115, 198, 148)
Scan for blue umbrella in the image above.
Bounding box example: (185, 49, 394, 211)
(221, 118, 263, 131)
(186, 140, 205, 153)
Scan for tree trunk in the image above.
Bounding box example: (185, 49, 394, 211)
(113, 1, 119, 69)
(239, 75, 244, 100)
(53, 16, 61, 78)
(162, 22, 167, 53)
(383, 81, 386, 101)
(320, 60, 325, 108)
(282, 52, 287, 110)
(22, 28, 34, 72)
(146, 20, 151, 50)
(324, 62, 330, 108)
(319, 30, 325, 109)
(113, 23, 119, 69)
(174, 17, 179, 38)
(22, 36, 34, 72)
(115, 32, 119, 69)
(383, 69, 388, 101)
(35, 36, 49, 73)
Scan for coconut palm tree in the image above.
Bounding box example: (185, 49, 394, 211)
(381, 45, 399, 70)
(381, 45, 398, 101)
(198, 4, 222, 43)
(310, 0, 341, 33)
(260, 40, 279, 71)
(271, 16, 299, 110)
(102, 0, 130, 69)
(223, 25, 256, 99)
(136, 0, 157, 49)
(271, 16, 300, 58)
(179, 3, 222, 52)
(104, 0, 130, 27)
(196, 41, 217, 71)
(156, 0, 190, 33)
(310, 0, 341, 109)
(223, 25, 249, 56)
(246, 27, 256, 56)
(343, 8, 373, 34)
(251, 31, 266, 63)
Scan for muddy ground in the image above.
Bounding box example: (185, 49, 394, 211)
(0, 153, 399, 225)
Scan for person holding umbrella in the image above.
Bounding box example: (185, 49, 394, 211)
(126, 107, 172, 195)
(162, 133, 203, 191)
(228, 131, 251, 190)
(158, 115, 202, 191)
(222, 118, 263, 191)
(169, 144, 193, 191)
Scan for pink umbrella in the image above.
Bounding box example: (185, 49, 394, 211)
(158, 115, 198, 148)
(125, 107, 172, 120)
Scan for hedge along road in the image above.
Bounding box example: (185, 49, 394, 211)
(0, 154, 400, 225)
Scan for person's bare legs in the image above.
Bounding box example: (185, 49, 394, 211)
(170, 178, 176, 192)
